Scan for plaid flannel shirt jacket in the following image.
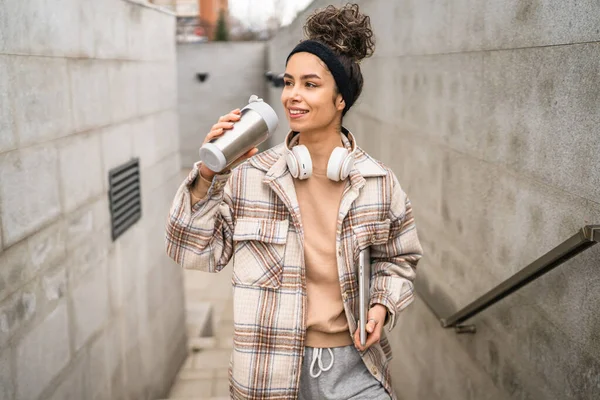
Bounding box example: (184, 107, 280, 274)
(165, 136, 423, 400)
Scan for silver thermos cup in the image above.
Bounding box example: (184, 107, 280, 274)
(199, 95, 279, 172)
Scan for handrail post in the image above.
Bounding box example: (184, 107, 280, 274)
(586, 225, 599, 242)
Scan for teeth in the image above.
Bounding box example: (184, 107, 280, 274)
(290, 110, 307, 115)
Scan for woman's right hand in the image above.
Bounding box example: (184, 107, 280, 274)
(199, 109, 259, 180)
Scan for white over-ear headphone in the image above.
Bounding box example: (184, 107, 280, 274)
(285, 132, 356, 181)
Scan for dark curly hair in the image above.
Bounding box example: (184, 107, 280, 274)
(303, 3, 375, 108)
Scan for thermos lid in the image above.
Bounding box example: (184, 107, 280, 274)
(199, 143, 227, 172)
(242, 95, 279, 135)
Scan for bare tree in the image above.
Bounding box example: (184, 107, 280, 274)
(272, 0, 285, 27)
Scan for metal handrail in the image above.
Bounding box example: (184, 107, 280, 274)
(417, 225, 599, 334)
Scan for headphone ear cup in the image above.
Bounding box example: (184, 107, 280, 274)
(285, 148, 300, 178)
(340, 153, 354, 180)
(291, 145, 312, 180)
(327, 147, 350, 181)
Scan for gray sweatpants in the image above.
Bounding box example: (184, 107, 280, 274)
(299, 346, 391, 400)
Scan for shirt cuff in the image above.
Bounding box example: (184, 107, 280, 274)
(186, 162, 231, 210)
(370, 293, 396, 331)
(190, 172, 213, 205)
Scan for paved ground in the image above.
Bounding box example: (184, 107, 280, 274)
(164, 262, 234, 400)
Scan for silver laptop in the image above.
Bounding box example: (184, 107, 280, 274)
(358, 247, 370, 347)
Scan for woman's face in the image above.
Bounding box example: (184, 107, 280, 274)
(281, 52, 345, 134)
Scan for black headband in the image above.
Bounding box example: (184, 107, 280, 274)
(286, 40, 355, 115)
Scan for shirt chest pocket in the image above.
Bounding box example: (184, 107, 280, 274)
(232, 218, 289, 289)
(351, 219, 391, 263)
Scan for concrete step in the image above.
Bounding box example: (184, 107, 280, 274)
(188, 336, 217, 351)
(186, 302, 213, 339)
(159, 397, 229, 400)
(165, 365, 230, 399)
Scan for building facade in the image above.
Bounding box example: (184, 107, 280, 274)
(199, 0, 228, 40)
(150, 0, 228, 41)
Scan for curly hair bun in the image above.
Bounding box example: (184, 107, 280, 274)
(303, 3, 375, 63)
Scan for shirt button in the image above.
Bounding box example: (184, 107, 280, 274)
(371, 366, 378, 375)
(342, 293, 348, 301)
(338, 248, 342, 256)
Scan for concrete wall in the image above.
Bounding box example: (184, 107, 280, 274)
(177, 41, 268, 168)
(268, 1, 600, 399)
(0, 1, 187, 399)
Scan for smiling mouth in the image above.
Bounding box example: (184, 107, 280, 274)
(289, 109, 308, 115)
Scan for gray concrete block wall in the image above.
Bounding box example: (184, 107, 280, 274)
(268, 0, 600, 399)
(0, 1, 185, 400)
(5, 56, 73, 148)
(177, 42, 268, 168)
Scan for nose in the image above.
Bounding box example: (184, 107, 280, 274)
(281, 79, 302, 106)
(289, 83, 302, 102)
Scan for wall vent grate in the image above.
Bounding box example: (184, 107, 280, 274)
(108, 158, 142, 241)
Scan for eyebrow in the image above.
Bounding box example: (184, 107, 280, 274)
(283, 73, 322, 80)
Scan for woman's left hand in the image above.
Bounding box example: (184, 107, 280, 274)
(353, 304, 388, 351)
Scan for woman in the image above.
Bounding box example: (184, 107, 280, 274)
(166, 4, 422, 399)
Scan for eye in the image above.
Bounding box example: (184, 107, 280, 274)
(284, 80, 293, 87)
(306, 82, 317, 88)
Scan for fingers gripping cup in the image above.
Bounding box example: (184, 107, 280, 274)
(199, 95, 279, 173)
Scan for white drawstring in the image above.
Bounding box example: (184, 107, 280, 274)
(309, 348, 335, 378)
